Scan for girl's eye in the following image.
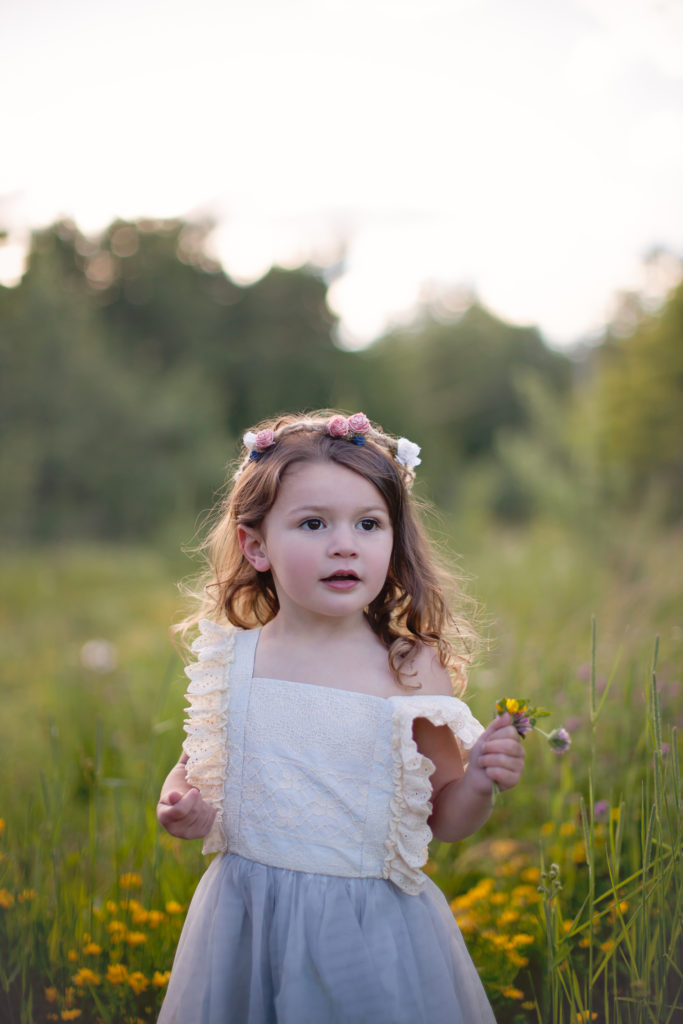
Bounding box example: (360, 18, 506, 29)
(358, 518, 379, 532)
(301, 518, 325, 531)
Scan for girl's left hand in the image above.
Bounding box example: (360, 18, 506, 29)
(467, 713, 525, 795)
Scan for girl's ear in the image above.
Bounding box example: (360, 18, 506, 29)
(238, 525, 271, 572)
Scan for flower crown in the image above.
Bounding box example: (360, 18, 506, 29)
(236, 412, 421, 487)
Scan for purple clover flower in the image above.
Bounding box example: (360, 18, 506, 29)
(548, 727, 572, 754)
(513, 714, 533, 736)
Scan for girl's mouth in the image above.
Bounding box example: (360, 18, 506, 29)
(322, 571, 360, 588)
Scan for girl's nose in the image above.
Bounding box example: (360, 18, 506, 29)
(328, 527, 358, 557)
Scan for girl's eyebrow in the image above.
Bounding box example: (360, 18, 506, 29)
(287, 503, 389, 517)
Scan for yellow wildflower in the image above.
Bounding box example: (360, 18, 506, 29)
(510, 884, 539, 904)
(67, 951, 78, 963)
(60, 1012, 82, 1021)
(119, 872, 143, 890)
(490, 893, 507, 905)
(45, 987, 58, 1003)
(0, 818, 5, 836)
(521, 866, 541, 883)
(502, 986, 524, 1000)
(106, 963, 129, 984)
(600, 939, 615, 954)
(73, 968, 100, 987)
(576, 1014, 598, 1022)
(499, 910, 519, 926)
(510, 933, 535, 947)
(83, 942, 102, 956)
(619, 901, 629, 914)
(559, 821, 576, 837)
(0, 888, 14, 908)
(18, 889, 36, 903)
(610, 807, 621, 823)
(106, 900, 119, 914)
(147, 909, 166, 928)
(127, 971, 149, 994)
(572, 841, 587, 864)
(540, 822, 554, 836)
(499, 855, 527, 877)
(126, 931, 147, 947)
(522, 1002, 536, 1011)
(165, 901, 184, 915)
(475, 878, 496, 895)
(489, 840, 518, 859)
(107, 920, 128, 941)
(153, 971, 171, 988)
(131, 906, 149, 926)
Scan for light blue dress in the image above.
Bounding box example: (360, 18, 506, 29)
(158, 623, 496, 1024)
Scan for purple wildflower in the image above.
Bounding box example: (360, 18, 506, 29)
(548, 727, 571, 755)
(593, 800, 609, 822)
(513, 715, 533, 736)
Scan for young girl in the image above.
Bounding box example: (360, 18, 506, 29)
(156, 410, 524, 1024)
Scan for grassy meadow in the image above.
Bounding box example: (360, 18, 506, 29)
(0, 516, 681, 1023)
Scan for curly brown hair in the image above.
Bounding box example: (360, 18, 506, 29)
(175, 411, 477, 691)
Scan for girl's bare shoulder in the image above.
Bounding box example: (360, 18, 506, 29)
(404, 643, 455, 697)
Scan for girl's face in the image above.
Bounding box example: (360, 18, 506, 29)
(239, 460, 394, 626)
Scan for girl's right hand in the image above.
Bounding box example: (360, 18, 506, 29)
(157, 787, 217, 839)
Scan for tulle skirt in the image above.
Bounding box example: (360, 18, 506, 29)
(158, 853, 496, 1024)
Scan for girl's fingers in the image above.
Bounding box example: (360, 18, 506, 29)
(157, 778, 216, 838)
(488, 712, 517, 732)
(159, 788, 199, 819)
(480, 738, 525, 762)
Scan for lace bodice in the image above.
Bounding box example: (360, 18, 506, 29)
(182, 622, 484, 895)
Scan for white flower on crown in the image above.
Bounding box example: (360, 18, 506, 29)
(396, 437, 421, 469)
(243, 431, 259, 452)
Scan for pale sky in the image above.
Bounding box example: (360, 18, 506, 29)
(1, 0, 682, 347)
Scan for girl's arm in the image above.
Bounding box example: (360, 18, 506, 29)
(409, 646, 524, 841)
(156, 753, 217, 840)
(414, 713, 525, 842)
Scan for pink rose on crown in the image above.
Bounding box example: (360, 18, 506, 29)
(327, 416, 349, 438)
(347, 413, 371, 434)
(254, 429, 275, 450)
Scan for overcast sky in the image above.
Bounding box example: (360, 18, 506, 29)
(1, 0, 682, 347)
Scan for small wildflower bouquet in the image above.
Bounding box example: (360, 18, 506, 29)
(492, 697, 571, 804)
(495, 697, 571, 754)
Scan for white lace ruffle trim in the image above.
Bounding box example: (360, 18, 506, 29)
(383, 697, 484, 895)
(182, 619, 235, 854)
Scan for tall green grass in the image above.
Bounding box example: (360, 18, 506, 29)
(534, 629, 681, 1023)
(0, 524, 681, 1022)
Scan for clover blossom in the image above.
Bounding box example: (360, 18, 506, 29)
(547, 727, 572, 755)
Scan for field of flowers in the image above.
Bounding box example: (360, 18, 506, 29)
(0, 519, 680, 1023)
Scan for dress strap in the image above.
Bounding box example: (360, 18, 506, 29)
(182, 623, 260, 854)
(182, 621, 235, 853)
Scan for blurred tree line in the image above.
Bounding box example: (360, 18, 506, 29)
(0, 219, 680, 543)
